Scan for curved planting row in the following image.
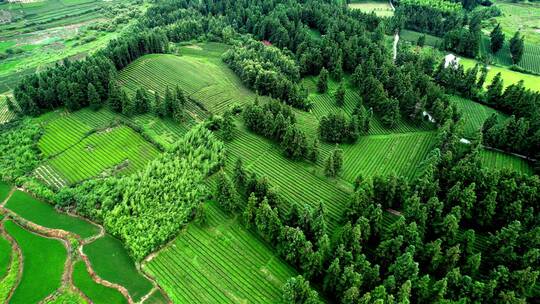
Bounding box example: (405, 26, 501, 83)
(450, 95, 506, 139)
(145, 202, 296, 303)
(342, 131, 437, 182)
(46, 125, 159, 184)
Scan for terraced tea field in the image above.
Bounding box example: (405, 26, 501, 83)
(72, 261, 128, 304)
(342, 131, 437, 182)
(0, 96, 15, 125)
(35, 109, 160, 187)
(450, 95, 506, 139)
(118, 44, 257, 114)
(144, 201, 297, 304)
(479, 149, 534, 175)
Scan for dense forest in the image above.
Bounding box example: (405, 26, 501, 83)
(2, 0, 539, 302)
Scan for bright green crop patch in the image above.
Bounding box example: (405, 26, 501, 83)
(44, 289, 86, 304)
(224, 124, 350, 231)
(0, 236, 11, 280)
(117, 45, 256, 114)
(342, 131, 438, 182)
(83, 235, 153, 302)
(348, 0, 394, 17)
(450, 95, 506, 139)
(460, 57, 540, 92)
(479, 149, 534, 175)
(145, 201, 297, 303)
(0, 181, 11, 202)
(0, 238, 20, 303)
(4, 220, 66, 304)
(44, 125, 159, 185)
(5, 190, 99, 239)
(72, 260, 127, 304)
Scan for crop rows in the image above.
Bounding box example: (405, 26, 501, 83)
(39, 115, 91, 156)
(45, 126, 159, 184)
(118, 53, 253, 114)
(450, 95, 506, 139)
(480, 36, 540, 74)
(342, 131, 437, 182)
(0, 97, 15, 125)
(146, 203, 295, 304)
(479, 149, 534, 175)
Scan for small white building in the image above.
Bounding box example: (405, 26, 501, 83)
(444, 54, 460, 68)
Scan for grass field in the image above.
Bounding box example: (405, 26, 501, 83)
(72, 260, 127, 304)
(4, 190, 100, 239)
(83, 234, 153, 302)
(118, 43, 257, 114)
(348, 0, 394, 17)
(479, 149, 534, 175)
(4, 220, 66, 304)
(0, 236, 10, 280)
(460, 57, 540, 92)
(450, 95, 506, 139)
(144, 201, 297, 304)
(45, 289, 87, 304)
(400, 29, 443, 48)
(341, 131, 437, 182)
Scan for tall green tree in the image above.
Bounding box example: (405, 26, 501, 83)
(87, 83, 101, 111)
(317, 68, 329, 93)
(215, 170, 238, 212)
(335, 83, 345, 107)
(509, 31, 524, 64)
(490, 24, 504, 54)
(486, 73, 503, 105)
(221, 110, 235, 141)
(108, 80, 122, 113)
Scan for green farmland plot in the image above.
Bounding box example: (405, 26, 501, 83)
(83, 234, 153, 302)
(0, 181, 11, 202)
(348, 0, 394, 17)
(0, 242, 20, 304)
(142, 289, 169, 304)
(225, 124, 351, 230)
(145, 201, 297, 304)
(72, 260, 128, 304)
(5, 190, 100, 239)
(460, 57, 540, 92)
(342, 131, 438, 183)
(4, 220, 66, 304)
(400, 29, 443, 48)
(0, 96, 16, 125)
(450, 95, 506, 139)
(43, 125, 160, 185)
(117, 46, 257, 114)
(479, 149, 534, 175)
(0, 236, 10, 280)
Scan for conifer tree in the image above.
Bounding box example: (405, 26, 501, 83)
(324, 153, 335, 177)
(335, 83, 345, 107)
(317, 67, 329, 93)
(121, 90, 134, 116)
(509, 31, 524, 64)
(221, 110, 235, 141)
(88, 83, 101, 111)
(490, 24, 504, 54)
(243, 192, 258, 228)
(216, 170, 237, 212)
(108, 80, 122, 113)
(486, 73, 503, 105)
(164, 86, 174, 117)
